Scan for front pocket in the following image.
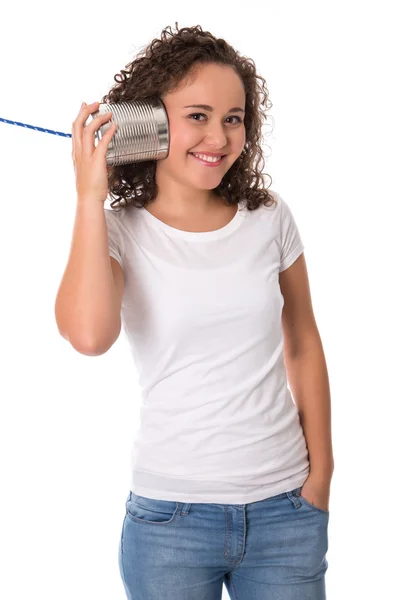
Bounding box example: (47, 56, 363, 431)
(298, 492, 330, 515)
(126, 492, 179, 525)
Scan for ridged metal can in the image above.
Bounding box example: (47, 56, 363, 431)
(87, 96, 170, 166)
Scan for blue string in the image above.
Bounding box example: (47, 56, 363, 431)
(0, 116, 71, 138)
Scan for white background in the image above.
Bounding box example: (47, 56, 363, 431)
(1, 1, 392, 598)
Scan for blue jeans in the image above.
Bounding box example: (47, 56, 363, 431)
(118, 486, 329, 599)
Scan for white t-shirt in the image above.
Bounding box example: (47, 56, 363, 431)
(104, 189, 310, 504)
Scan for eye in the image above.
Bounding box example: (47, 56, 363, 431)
(188, 113, 206, 121)
(187, 113, 243, 124)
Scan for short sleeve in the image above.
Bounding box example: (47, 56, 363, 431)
(278, 195, 305, 273)
(104, 208, 125, 270)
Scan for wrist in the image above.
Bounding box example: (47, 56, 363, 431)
(308, 466, 334, 485)
(76, 196, 105, 211)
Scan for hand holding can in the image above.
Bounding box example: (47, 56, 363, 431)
(71, 102, 117, 203)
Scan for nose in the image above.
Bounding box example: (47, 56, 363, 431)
(204, 122, 228, 150)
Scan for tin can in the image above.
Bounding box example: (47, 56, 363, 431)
(87, 96, 170, 166)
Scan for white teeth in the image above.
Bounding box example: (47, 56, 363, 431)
(192, 153, 222, 163)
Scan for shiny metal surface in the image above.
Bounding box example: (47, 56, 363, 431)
(87, 96, 170, 166)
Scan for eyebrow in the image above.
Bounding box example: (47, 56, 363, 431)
(183, 104, 245, 114)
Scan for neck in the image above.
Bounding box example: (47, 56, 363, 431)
(150, 191, 224, 218)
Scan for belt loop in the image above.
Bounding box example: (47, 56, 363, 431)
(180, 502, 191, 516)
(287, 487, 301, 509)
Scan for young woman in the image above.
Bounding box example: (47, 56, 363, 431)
(56, 23, 334, 600)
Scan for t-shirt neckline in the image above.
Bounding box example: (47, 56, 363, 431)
(139, 201, 244, 241)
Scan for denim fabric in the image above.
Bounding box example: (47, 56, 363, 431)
(118, 486, 329, 599)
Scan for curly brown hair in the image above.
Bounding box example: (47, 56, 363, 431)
(102, 22, 276, 212)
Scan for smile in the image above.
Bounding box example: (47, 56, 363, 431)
(189, 153, 225, 167)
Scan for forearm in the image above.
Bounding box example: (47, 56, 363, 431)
(284, 335, 334, 482)
(54, 198, 120, 353)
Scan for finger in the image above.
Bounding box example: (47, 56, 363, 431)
(96, 121, 117, 163)
(72, 101, 100, 159)
(82, 111, 114, 156)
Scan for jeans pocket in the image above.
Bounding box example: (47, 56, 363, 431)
(126, 492, 179, 525)
(292, 487, 330, 516)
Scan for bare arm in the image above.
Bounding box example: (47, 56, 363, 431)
(280, 253, 335, 478)
(54, 100, 123, 355)
(54, 199, 123, 355)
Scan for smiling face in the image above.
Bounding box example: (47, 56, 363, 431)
(156, 62, 246, 194)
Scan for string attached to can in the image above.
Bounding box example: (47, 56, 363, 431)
(0, 96, 170, 166)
